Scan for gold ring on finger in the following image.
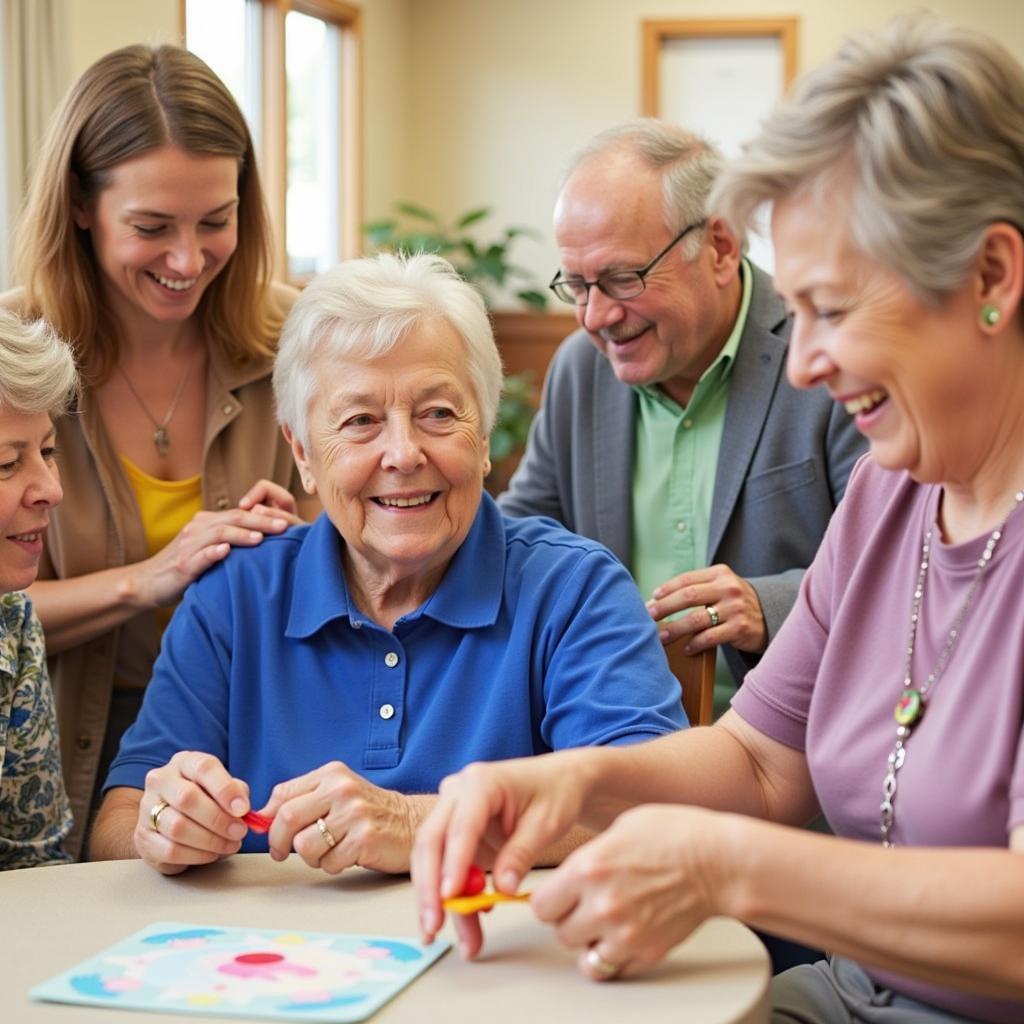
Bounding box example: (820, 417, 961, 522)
(705, 604, 720, 628)
(316, 817, 337, 849)
(150, 800, 170, 833)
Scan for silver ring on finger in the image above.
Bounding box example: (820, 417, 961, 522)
(316, 817, 337, 849)
(705, 604, 720, 628)
(150, 800, 170, 833)
(585, 946, 621, 980)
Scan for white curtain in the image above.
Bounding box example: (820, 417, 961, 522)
(0, 0, 69, 290)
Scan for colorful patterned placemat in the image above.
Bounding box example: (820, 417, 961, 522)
(31, 921, 450, 1021)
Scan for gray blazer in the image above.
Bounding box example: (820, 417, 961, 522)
(499, 264, 867, 684)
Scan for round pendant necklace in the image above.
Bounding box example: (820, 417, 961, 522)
(880, 486, 1024, 847)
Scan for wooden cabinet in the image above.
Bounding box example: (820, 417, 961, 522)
(491, 311, 577, 383)
(486, 311, 576, 493)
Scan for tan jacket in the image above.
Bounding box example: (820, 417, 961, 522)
(4, 286, 301, 859)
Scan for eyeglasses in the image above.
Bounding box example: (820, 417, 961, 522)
(548, 220, 707, 306)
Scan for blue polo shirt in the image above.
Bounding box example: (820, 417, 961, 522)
(107, 494, 685, 851)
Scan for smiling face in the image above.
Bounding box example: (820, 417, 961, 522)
(772, 189, 989, 483)
(289, 318, 489, 593)
(554, 153, 742, 404)
(0, 410, 63, 594)
(74, 143, 239, 334)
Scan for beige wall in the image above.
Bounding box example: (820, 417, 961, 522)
(357, 0, 411, 228)
(67, 0, 179, 73)
(406, 0, 1024, 302)
(55, 0, 1024, 302)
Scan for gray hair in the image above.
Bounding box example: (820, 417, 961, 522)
(564, 119, 731, 257)
(0, 310, 79, 417)
(274, 252, 503, 448)
(711, 14, 1024, 305)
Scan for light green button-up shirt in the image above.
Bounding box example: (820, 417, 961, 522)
(631, 260, 753, 718)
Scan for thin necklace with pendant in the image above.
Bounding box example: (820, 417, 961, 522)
(116, 356, 193, 457)
(880, 486, 1024, 847)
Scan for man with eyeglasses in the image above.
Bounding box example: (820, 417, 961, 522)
(500, 120, 866, 718)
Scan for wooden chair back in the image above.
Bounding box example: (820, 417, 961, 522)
(664, 643, 716, 726)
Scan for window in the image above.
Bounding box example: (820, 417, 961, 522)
(184, 0, 361, 282)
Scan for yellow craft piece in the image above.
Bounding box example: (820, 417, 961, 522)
(442, 891, 532, 915)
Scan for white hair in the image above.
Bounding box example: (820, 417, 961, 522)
(565, 118, 733, 257)
(0, 310, 78, 417)
(274, 252, 503, 447)
(711, 14, 1024, 305)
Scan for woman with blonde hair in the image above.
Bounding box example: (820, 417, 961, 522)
(414, 15, 1024, 1022)
(2, 44, 315, 860)
(0, 310, 77, 869)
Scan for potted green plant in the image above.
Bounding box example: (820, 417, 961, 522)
(363, 202, 548, 312)
(363, 202, 545, 492)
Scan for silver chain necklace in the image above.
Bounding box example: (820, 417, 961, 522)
(880, 486, 1024, 847)
(116, 358, 193, 457)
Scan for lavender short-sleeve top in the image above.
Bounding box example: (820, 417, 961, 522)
(733, 455, 1024, 1023)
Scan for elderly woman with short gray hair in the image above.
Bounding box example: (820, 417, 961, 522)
(90, 252, 685, 874)
(413, 16, 1024, 1023)
(0, 310, 77, 868)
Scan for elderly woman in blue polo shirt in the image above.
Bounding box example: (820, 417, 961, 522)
(90, 253, 685, 875)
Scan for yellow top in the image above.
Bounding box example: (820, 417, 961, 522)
(119, 455, 203, 634)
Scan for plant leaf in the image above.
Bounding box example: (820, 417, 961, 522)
(456, 207, 491, 228)
(403, 231, 446, 253)
(515, 289, 549, 311)
(477, 250, 507, 284)
(490, 434, 514, 461)
(396, 201, 440, 224)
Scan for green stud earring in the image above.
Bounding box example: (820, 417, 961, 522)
(981, 304, 1001, 327)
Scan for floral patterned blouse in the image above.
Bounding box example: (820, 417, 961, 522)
(0, 591, 71, 869)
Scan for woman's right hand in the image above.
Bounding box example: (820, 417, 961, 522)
(412, 752, 591, 958)
(134, 751, 251, 875)
(237, 478, 305, 525)
(133, 505, 290, 608)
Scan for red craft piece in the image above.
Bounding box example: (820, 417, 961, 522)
(460, 863, 486, 897)
(242, 811, 274, 833)
(235, 952, 284, 964)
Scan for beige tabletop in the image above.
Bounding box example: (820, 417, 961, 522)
(2, 855, 769, 1023)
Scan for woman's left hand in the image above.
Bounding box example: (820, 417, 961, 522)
(531, 804, 730, 980)
(237, 479, 303, 525)
(260, 762, 425, 874)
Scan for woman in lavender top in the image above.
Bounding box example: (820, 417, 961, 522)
(412, 15, 1024, 1023)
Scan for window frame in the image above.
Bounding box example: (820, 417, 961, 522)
(181, 0, 363, 284)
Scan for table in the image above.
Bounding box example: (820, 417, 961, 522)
(2, 855, 770, 1023)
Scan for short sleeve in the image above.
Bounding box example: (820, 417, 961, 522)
(538, 549, 687, 749)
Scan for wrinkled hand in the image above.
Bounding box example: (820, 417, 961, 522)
(135, 751, 251, 876)
(133, 504, 290, 608)
(238, 478, 303, 525)
(412, 753, 589, 959)
(645, 564, 766, 654)
(533, 804, 726, 980)
(259, 762, 422, 875)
